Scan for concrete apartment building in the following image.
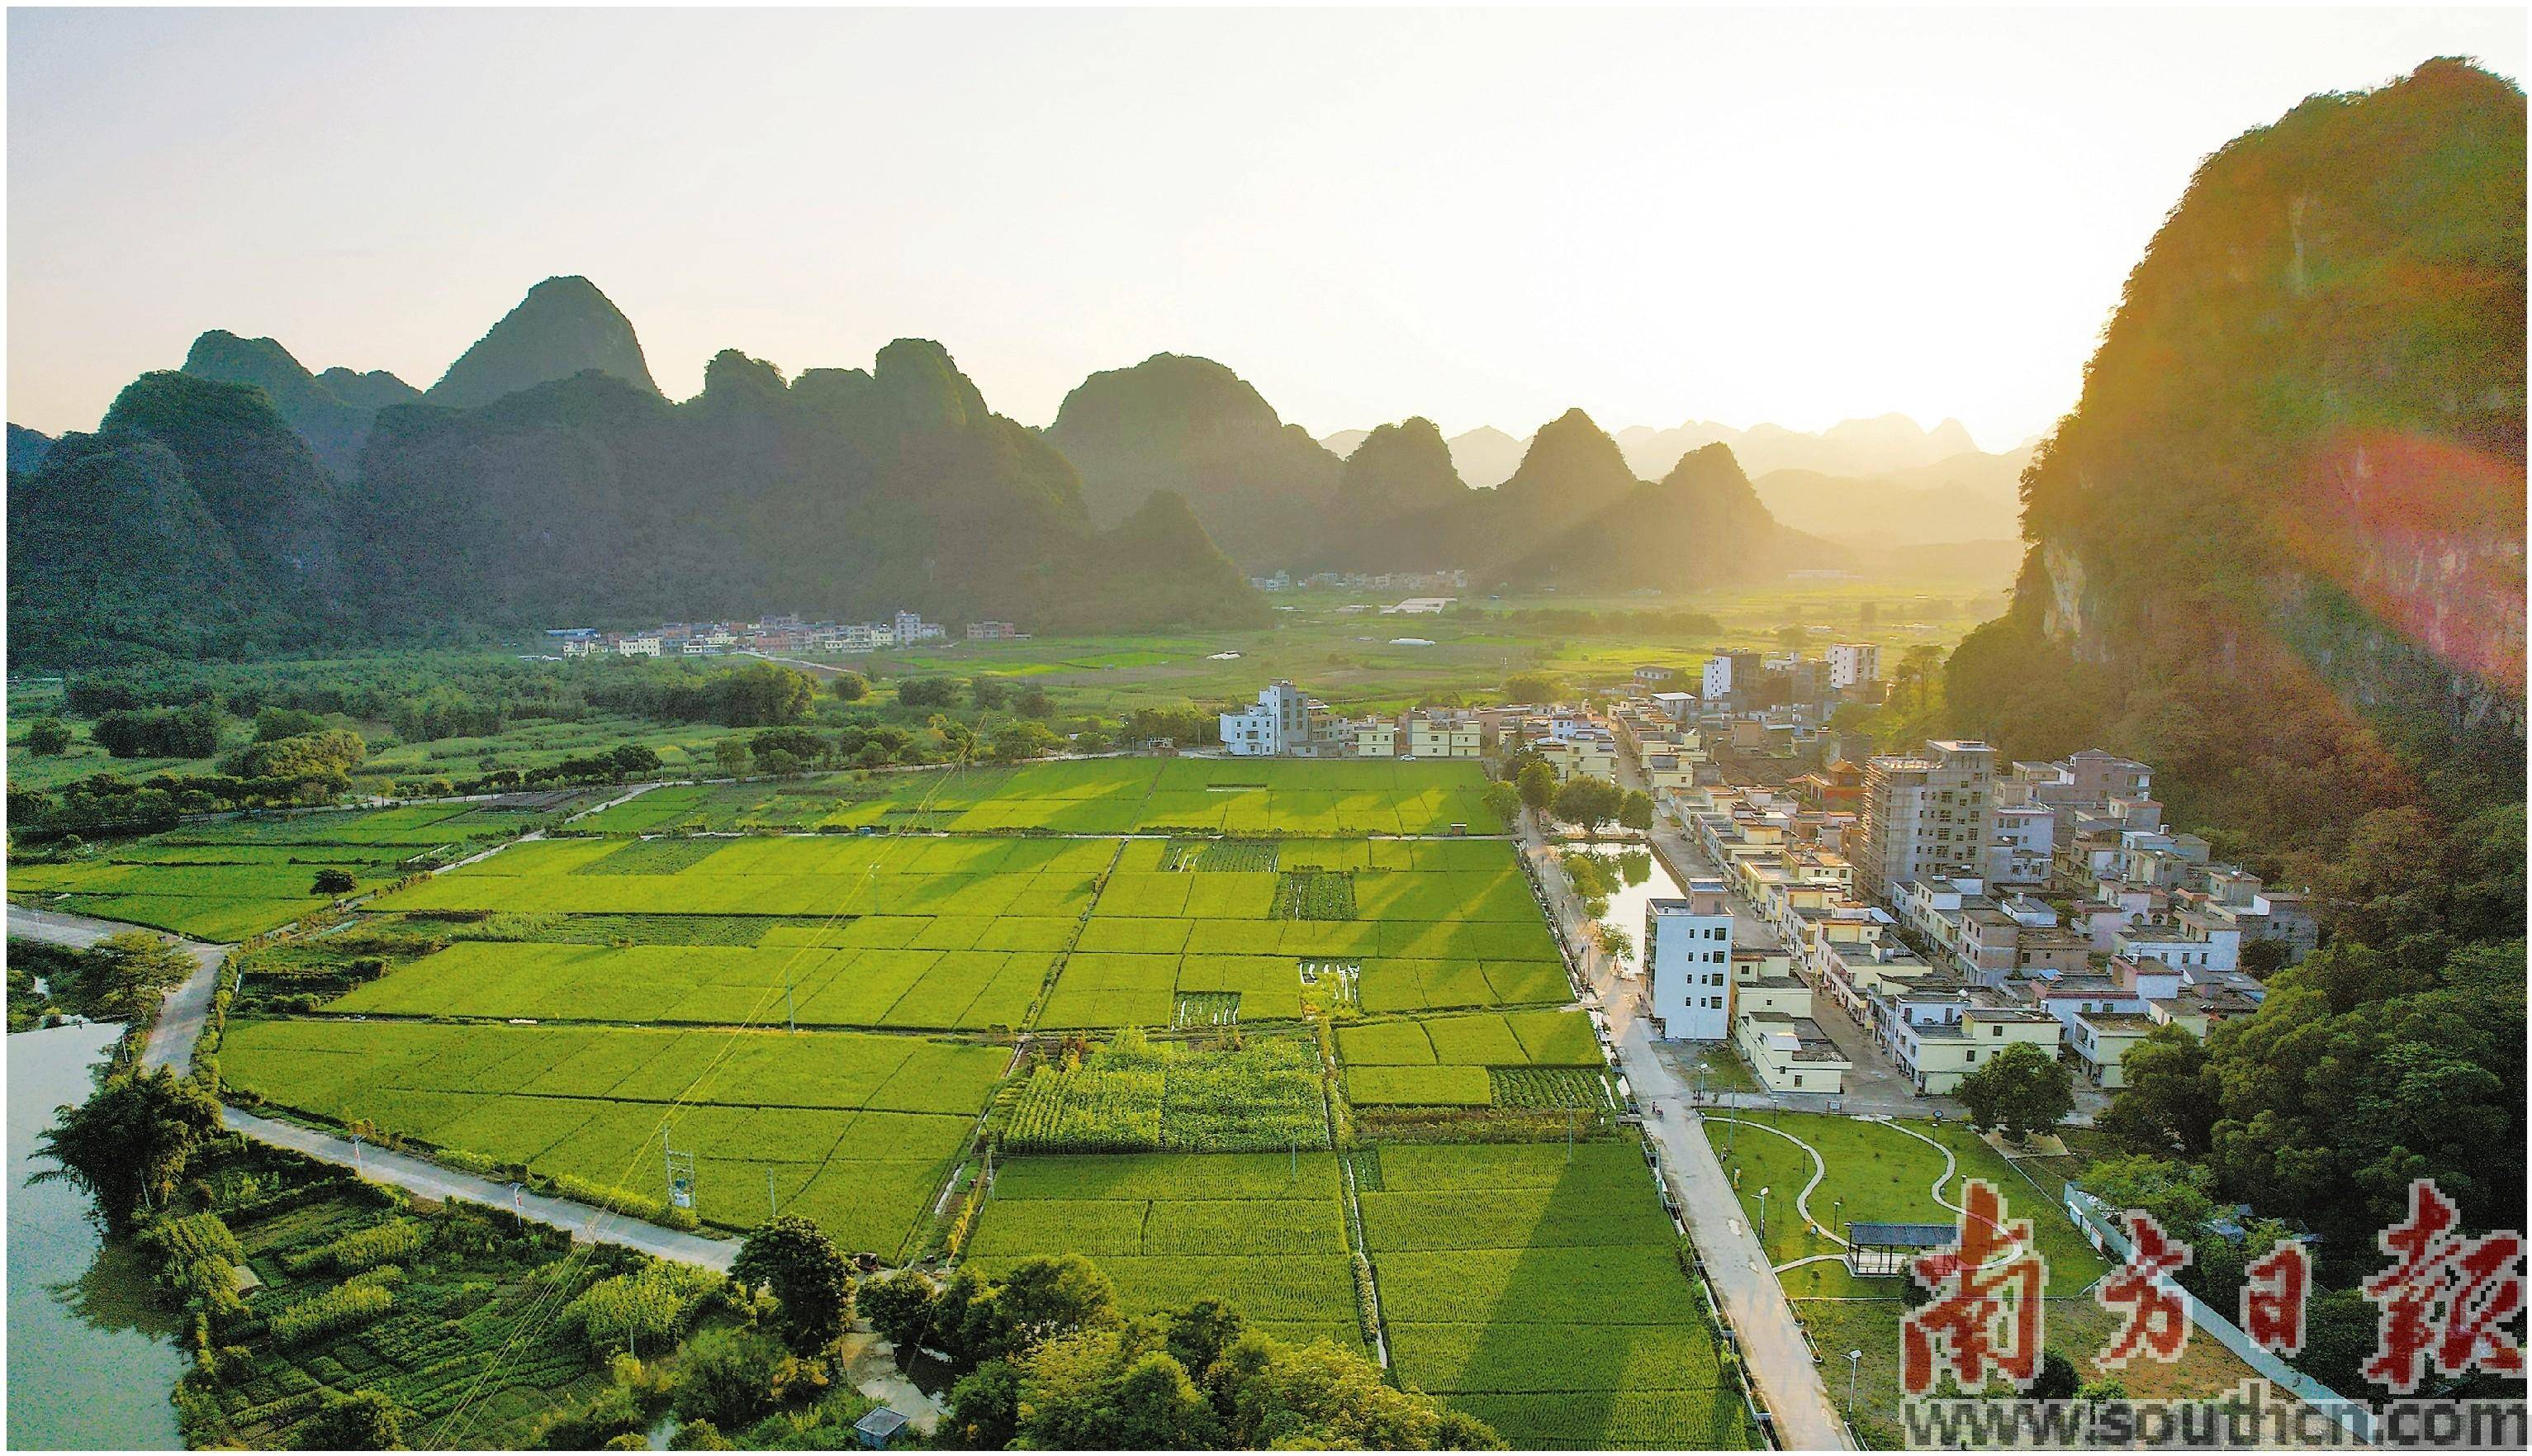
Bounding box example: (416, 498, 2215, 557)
(1826, 643, 1882, 690)
(1647, 880, 1738, 1039)
(1406, 712, 1482, 758)
(1852, 739, 1996, 903)
(1221, 681, 1317, 756)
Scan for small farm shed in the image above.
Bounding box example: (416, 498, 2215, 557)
(1843, 1221, 1956, 1277)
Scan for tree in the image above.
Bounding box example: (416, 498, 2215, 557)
(988, 720, 1064, 763)
(1106, 1350, 1219, 1449)
(1551, 774, 1625, 830)
(858, 1271, 938, 1355)
(25, 717, 72, 756)
(35, 1065, 226, 1229)
(254, 706, 325, 742)
(1015, 685, 1056, 720)
(670, 1326, 785, 1430)
(311, 868, 358, 896)
(970, 676, 1012, 711)
(301, 1388, 409, 1450)
(1480, 781, 1519, 827)
(1776, 624, 1809, 652)
(1502, 671, 1564, 704)
(1618, 789, 1655, 831)
(962, 1253, 1119, 1362)
(730, 1215, 855, 1354)
(944, 1359, 1021, 1449)
(609, 744, 662, 779)
(2094, 1023, 2218, 1156)
(754, 748, 802, 778)
(1163, 1297, 1245, 1378)
(1515, 761, 1556, 814)
(1955, 1042, 2075, 1143)
(897, 678, 960, 709)
(716, 662, 816, 727)
(1860, 601, 1878, 626)
(711, 737, 752, 778)
(827, 670, 869, 702)
(81, 931, 197, 1022)
(2075, 1154, 2217, 1244)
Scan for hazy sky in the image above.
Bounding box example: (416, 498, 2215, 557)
(8, 7, 2524, 445)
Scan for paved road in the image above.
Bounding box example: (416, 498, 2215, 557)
(227, 1107, 736, 1270)
(6, 904, 227, 1072)
(1520, 818, 1849, 1449)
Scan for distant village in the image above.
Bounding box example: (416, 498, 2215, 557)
(536, 610, 1026, 660)
(1220, 639, 2308, 1110)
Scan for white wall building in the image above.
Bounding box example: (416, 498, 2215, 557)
(1647, 878, 1736, 1039)
(1827, 643, 1883, 690)
(1221, 681, 1313, 756)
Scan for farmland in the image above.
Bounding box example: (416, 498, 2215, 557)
(217, 1019, 1007, 1255)
(964, 1151, 1367, 1353)
(574, 757, 1505, 837)
(5, 799, 589, 941)
(1355, 1142, 1747, 1449)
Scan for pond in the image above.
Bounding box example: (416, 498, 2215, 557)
(1560, 838, 1685, 976)
(7, 1021, 187, 1451)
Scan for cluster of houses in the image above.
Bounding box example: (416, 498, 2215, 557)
(1245, 569, 1469, 594)
(1617, 717, 2307, 1101)
(1216, 682, 1482, 759)
(542, 610, 1018, 659)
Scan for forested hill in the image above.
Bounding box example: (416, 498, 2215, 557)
(7, 311, 1268, 665)
(1947, 57, 2525, 872)
(1942, 60, 2525, 1260)
(1045, 353, 1343, 567)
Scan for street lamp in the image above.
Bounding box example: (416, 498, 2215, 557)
(1847, 1349, 1863, 1414)
(1757, 1186, 1771, 1244)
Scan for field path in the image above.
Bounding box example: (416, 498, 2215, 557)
(226, 1107, 737, 1269)
(8, 904, 746, 1273)
(1516, 816, 1849, 1449)
(7, 904, 226, 1072)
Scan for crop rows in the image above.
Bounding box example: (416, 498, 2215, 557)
(218, 1018, 1005, 1254)
(968, 1152, 1363, 1350)
(1000, 1031, 1325, 1154)
(1356, 1143, 1745, 1449)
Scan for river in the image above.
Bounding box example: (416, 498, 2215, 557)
(7, 1021, 187, 1450)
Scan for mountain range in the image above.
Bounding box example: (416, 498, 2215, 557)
(8, 280, 1266, 665)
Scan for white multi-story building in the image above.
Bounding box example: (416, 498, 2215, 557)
(1987, 804, 2057, 885)
(1827, 643, 1882, 690)
(614, 636, 664, 657)
(1700, 651, 1758, 700)
(1221, 681, 1314, 756)
(1647, 878, 1736, 1039)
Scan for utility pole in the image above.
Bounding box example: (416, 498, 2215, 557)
(769, 1169, 780, 1219)
(784, 959, 798, 1034)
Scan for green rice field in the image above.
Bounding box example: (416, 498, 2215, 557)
(573, 758, 1506, 837)
(964, 1151, 1368, 1354)
(1356, 1142, 1750, 1449)
(218, 1018, 1006, 1255)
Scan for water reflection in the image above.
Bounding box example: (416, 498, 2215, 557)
(7, 1022, 187, 1451)
(1564, 840, 1684, 975)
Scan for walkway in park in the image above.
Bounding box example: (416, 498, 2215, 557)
(1518, 814, 1850, 1450)
(6, 903, 739, 1271)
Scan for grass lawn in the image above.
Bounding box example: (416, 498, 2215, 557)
(1793, 1297, 2270, 1451)
(1704, 1112, 2109, 1298)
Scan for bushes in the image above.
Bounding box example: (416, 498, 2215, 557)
(268, 1279, 395, 1343)
(562, 1261, 724, 1358)
(283, 1216, 424, 1274)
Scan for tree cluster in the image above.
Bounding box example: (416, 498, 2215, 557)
(860, 1254, 1496, 1450)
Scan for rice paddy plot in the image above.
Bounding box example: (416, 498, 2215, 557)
(217, 1018, 1008, 1255)
(1355, 1141, 1747, 1450)
(967, 1151, 1364, 1352)
(568, 759, 1507, 836)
